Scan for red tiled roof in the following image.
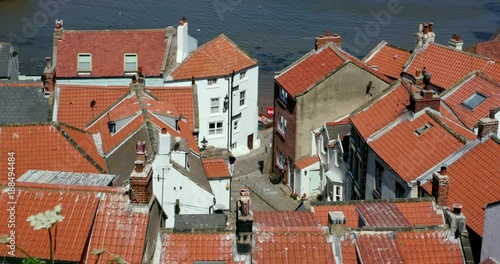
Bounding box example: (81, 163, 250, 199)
(364, 42, 412, 79)
(445, 138, 500, 236)
(161, 233, 235, 263)
(341, 239, 358, 264)
(57, 85, 129, 129)
(177, 118, 200, 154)
(442, 72, 500, 129)
(253, 211, 321, 232)
(350, 83, 410, 139)
(56, 29, 167, 77)
(171, 34, 257, 80)
(395, 231, 464, 264)
(369, 112, 469, 183)
(252, 232, 334, 264)
(404, 43, 500, 89)
(275, 46, 346, 97)
(312, 204, 358, 228)
(312, 199, 443, 229)
(202, 158, 230, 179)
(394, 201, 443, 226)
(337, 49, 393, 84)
(0, 188, 99, 261)
(86, 194, 149, 264)
(0, 82, 43, 87)
(356, 233, 402, 263)
(295, 156, 319, 170)
(148, 86, 195, 131)
(466, 39, 500, 60)
(325, 118, 350, 127)
(0, 124, 105, 179)
(356, 202, 410, 228)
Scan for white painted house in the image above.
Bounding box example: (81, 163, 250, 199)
(152, 130, 215, 228)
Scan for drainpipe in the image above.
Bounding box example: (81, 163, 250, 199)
(208, 197, 216, 214)
(230, 70, 235, 150)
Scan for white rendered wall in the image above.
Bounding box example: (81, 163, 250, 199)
(208, 179, 231, 210)
(55, 77, 164, 86)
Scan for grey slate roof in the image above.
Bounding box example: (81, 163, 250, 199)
(0, 84, 49, 124)
(18, 170, 115, 186)
(173, 214, 227, 230)
(326, 123, 351, 140)
(0, 42, 11, 78)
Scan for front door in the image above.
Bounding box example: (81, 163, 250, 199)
(247, 134, 254, 150)
(309, 169, 321, 194)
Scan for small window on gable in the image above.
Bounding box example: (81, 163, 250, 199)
(240, 71, 246, 80)
(78, 54, 91, 73)
(208, 78, 218, 86)
(124, 54, 137, 72)
(279, 87, 288, 104)
(415, 122, 433, 136)
(462, 92, 487, 110)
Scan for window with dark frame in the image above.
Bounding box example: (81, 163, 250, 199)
(375, 161, 384, 195)
(395, 181, 405, 198)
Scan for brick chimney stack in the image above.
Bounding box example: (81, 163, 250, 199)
(129, 141, 153, 204)
(315, 31, 342, 50)
(42, 57, 56, 94)
(448, 34, 464, 51)
(328, 211, 346, 237)
(236, 187, 253, 255)
(477, 108, 498, 139)
(432, 166, 450, 207)
(409, 71, 440, 113)
(54, 20, 63, 40)
(415, 22, 436, 47)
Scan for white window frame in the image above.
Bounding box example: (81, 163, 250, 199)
(208, 121, 223, 135)
(278, 114, 287, 135)
(279, 87, 288, 104)
(240, 71, 246, 80)
(78, 53, 92, 73)
(334, 185, 342, 201)
(277, 148, 286, 169)
(239, 90, 246, 107)
(124, 53, 138, 72)
(207, 78, 218, 86)
(210, 98, 220, 113)
(233, 119, 240, 132)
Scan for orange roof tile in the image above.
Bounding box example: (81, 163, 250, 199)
(395, 231, 464, 264)
(275, 46, 346, 97)
(312, 204, 358, 228)
(0, 82, 43, 87)
(0, 188, 99, 261)
(295, 156, 319, 170)
(355, 233, 402, 263)
(350, 83, 410, 139)
(177, 118, 200, 154)
(356, 202, 410, 227)
(0, 124, 105, 179)
(57, 85, 129, 129)
(56, 29, 167, 77)
(252, 232, 334, 264)
(161, 233, 235, 263)
(171, 34, 257, 80)
(442, 72, 500, 129)
(369, 112, 469, 183)
(202, 158, 230, 179)
(466, 39, 500, 60)
(364, 42, 412, 79)
(253, 211, 321, 232)
(86, 194, 149, 264)
(394, 201, 443, 226)
(341, 239, 358, 264)
(445, 138, 500, 236)
(337, 48, 393, 84)
(404, 43, 500, 89)
(148, 86, 195, 131)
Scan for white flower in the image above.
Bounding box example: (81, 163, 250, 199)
(27, 204, 64, 230)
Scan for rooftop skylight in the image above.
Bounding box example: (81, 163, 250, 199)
(462, 92, 487, 110)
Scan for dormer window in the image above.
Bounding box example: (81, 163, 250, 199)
(415, 122, 433, 136)
(462, 92, 487, 110)
(208, 78, 218, 86)
(240, 71, 247, 80)
(279, 87, 288, 104)
(78, 54, 91, 73)
(124, 54, 138, 72)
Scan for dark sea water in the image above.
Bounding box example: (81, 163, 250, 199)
(1, 0, 499, 106)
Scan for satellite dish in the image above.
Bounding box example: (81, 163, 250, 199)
(90, 100, 96, 108)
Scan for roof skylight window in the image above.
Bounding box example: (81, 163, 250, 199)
(462, 92, 487, 110)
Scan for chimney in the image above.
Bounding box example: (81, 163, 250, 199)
(328, 211, 346, 237)
(409, 88, 440, 113)
(42, 57, 56, 93)
(236, 187, 253, 255)
(415, 22, 435, 47)
(54, 20, 63, 40)
(129, 141, 153, 204)
(176, 17, 189, 63)
(315, 31, 342, 50)
(446, 203, 467, 239)
(448, 34, 464, 50)
(158, 128, 172, 155)
(477, 108, 499, 139)
(432, 166, 450, 207)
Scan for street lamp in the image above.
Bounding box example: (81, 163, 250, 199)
(223, 94, 229, 112)
(201, 136, 208, 150)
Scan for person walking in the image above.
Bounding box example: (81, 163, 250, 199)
(229, 153, 236, 176)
